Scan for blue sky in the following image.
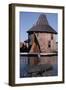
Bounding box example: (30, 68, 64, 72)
(20, 12, 58, 42)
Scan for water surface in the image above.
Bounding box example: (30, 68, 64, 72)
(20, 55, 58, 78)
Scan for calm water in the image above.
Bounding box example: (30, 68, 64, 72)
(20, 55, 58, 78)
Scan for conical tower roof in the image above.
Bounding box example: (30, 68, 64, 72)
(27, 14, 57, 34)
(36, 14, 48, 25)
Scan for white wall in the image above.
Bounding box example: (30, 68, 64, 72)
(0, 0, 66, 90)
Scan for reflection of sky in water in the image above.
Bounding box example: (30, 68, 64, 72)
(52, 64, 58, 75)
(20, 56, 28, 77)
(20, 56, 58, 78)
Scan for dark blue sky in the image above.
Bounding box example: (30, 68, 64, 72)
(20, 12, 58, 42)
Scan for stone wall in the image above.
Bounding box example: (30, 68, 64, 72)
(28, 33, 57, 53)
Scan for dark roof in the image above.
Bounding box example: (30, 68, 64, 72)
(36, 14, 48, 25)
(27, 25, 57, 34)
(27, 14, 57, 34)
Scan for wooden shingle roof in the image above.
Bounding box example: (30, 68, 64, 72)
(36, 14, 48, 25)
(27, 14, 57, 34)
